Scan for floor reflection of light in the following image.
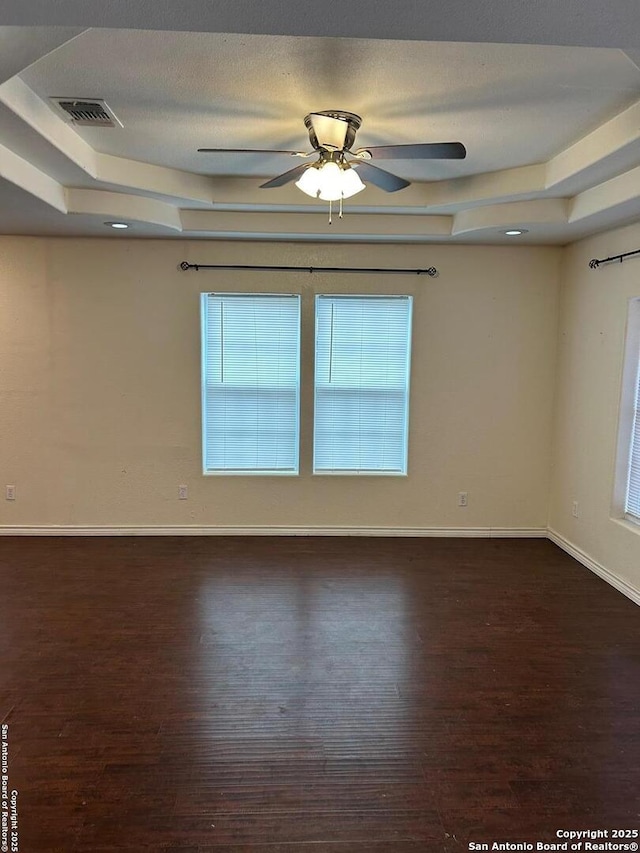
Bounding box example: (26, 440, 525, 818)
(304, 578, 411, 762)
(193, 570, 411, 763)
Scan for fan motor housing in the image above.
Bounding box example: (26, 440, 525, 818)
(304, 110, 362, 152)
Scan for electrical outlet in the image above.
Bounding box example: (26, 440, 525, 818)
(572, 500, 579, 518)
(178, 484, 188, 500)
(5, 485, 16, 501)
(458, 491, 468, 507)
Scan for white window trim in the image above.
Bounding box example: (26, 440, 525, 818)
(200, 292, 301, 476)
(312, 293, 413, 476)
(612, 296, 640, 526)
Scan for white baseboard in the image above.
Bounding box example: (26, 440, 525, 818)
(0, 525, 547, 538)
(547, 528, 640, 607)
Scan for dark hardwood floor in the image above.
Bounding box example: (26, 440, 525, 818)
(0, 536, 638, 852)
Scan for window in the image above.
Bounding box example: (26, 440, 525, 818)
(201, 293, 300, 474)
(314, 294, 412, 474)
(614, 297, 640, 524)
(623, 299, 640, 522)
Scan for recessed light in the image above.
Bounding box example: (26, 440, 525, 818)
(105, 221, 129, 229)
(504, 229, 528, 236)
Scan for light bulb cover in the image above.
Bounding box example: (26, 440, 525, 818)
(339, 166, 366, 199)
(295, 165, 323, 198)
(317, 162, 344, 201)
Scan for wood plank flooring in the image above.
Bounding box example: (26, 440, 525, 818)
(0, 536, 638, 852)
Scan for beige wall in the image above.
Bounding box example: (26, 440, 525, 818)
(0, 236, 560, 530)
(549, 222, 640, 594)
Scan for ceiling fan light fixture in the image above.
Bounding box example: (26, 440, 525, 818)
(296, 160, 366, 201)
(201, 110, 466, 222)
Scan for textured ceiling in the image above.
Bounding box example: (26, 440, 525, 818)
(19, 32, 640, 178)
(1, 8, 640, 244)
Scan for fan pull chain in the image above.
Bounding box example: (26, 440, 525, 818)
(327, 197, 345, 224)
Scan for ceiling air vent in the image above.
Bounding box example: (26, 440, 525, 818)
(50, 98, 121, 128)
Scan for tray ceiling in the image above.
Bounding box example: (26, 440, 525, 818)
(2, 19, 640, 244)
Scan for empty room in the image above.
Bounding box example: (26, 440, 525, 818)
(0, 2, 639, 851)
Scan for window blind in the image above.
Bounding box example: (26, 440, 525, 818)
(314, 294, 412, 474)
(201, 293, 300, 474)
(625, 342, 640, 519)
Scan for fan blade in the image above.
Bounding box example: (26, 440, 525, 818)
(350, 160, 410, 192)
(259, 163, 311, 189)
(354, 142, 466, 160)
(198, 147, 308, 156)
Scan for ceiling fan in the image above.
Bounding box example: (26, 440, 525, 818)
(199, 110, 466, 220)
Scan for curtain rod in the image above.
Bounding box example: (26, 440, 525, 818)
(589, 248, 640, 269)
(179, 261, 438, 276)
